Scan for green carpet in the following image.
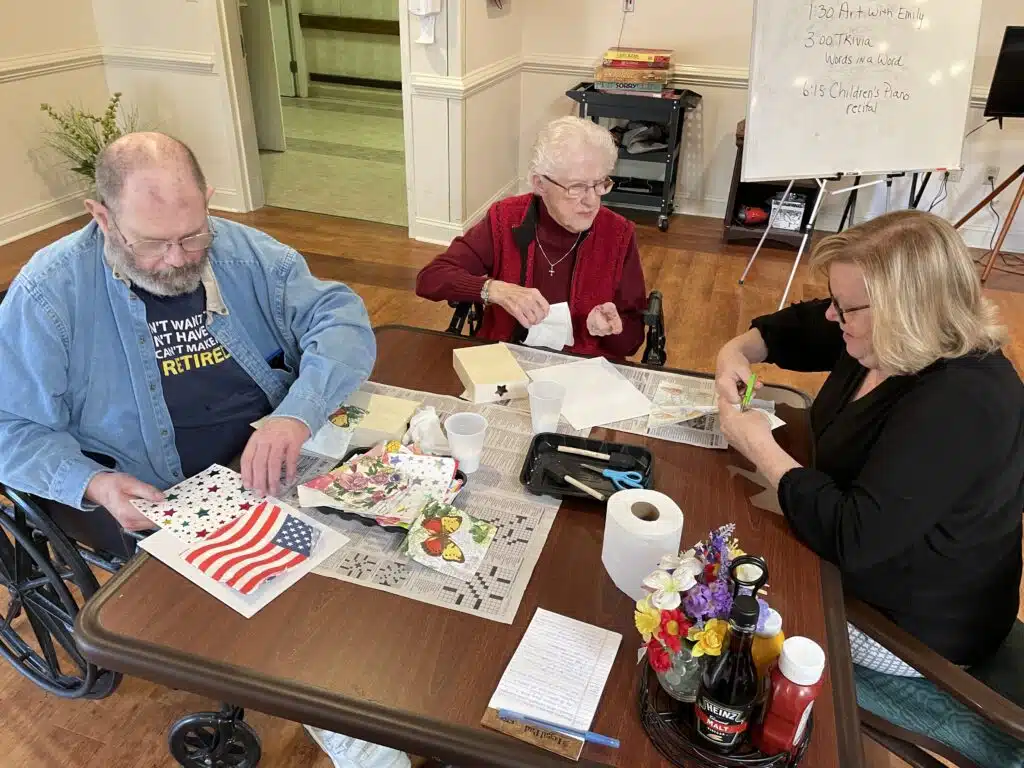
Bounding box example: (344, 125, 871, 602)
(260, 87, 407, 226)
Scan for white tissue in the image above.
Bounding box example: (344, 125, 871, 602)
(524, 302, 574, 351)
(402, 406, 450, 455)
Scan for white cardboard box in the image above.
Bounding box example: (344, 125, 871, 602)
(454, 342, 530, 404)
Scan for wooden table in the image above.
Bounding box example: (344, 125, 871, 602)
(75, 326, 862, 768)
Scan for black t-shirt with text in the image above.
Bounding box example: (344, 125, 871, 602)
(136, 285, 272, 477)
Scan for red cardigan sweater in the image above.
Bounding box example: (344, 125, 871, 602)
(416, 195, 646, 357)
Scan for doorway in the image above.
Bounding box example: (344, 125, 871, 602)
(239, 0, 407, 226)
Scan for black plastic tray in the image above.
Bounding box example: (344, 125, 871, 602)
(519, 432, 653, 502)
(312, 448, 467, 533)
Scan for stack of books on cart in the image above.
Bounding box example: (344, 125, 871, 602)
(595, 47, 674, 98)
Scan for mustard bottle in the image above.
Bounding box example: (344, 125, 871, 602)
(752, 608, 785, 678)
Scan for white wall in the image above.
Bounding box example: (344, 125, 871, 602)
(91, 0, 256, 212)
(0, 2, 108, 245)
(517, 0, 1024, 251)
(460, 0, 523, 223)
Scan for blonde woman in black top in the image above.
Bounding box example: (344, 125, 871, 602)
(715, 210, 1024, 763)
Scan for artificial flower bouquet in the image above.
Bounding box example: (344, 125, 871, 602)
(635, 524, 770, 673)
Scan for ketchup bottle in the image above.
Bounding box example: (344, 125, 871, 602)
(751, 637, 826, 757)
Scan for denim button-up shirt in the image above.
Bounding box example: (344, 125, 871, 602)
(0, 217, 376, 509)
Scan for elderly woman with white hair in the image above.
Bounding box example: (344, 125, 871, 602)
(714, 210, 1024, 764)
(416, 116, 647, 357)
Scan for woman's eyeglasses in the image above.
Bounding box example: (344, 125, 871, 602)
(109, 214, 215, 260)
(542, 175, 615, 200)
(829, 291, 870, 324)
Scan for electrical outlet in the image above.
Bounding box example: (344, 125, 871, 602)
(947, 169, 963, 183)
(985, 165, 1000, 184)
(624, 0, 636, 11)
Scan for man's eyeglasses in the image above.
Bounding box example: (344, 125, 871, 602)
(829, 291, 870, 324)
(542, 175, 615, 200)
(108, 214, 215, 260)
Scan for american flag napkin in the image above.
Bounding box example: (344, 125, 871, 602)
(183, 501, 319, 595)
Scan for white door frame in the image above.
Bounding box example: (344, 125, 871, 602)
(220, 0, 417, 229)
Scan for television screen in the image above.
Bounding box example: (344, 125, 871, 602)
(985, 27, 1024, 119)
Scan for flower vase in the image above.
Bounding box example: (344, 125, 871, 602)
(655, 644, 702, 703)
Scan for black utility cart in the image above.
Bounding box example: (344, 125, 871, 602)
(567, 83, 701, 232)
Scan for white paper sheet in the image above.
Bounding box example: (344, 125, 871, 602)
(488, 608, 621, 732)
(528, 357, 651, 431)
(524, 302, 574, 351)
(139, 504, 349, 619)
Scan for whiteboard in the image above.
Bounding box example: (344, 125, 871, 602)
(742, 0, 983, 182)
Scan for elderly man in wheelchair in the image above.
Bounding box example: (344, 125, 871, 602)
(416, 116, 666, 366)
(0, 132, 395, 767)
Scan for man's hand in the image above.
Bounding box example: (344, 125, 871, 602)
(586, 302, 623, 337)
(85, 472, 163, 531)
(489, 281, 550, 328)
(241, 416, 311, 497)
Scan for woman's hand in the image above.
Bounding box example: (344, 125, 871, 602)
(718, 402, 773, 457)
(715, 344, 761, 405)
(586, 302, 623, 336)
(489, 281, 550, 328)
(718, 401, 801, 487)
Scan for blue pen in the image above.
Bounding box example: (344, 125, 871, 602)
(497, 709, 620, 749)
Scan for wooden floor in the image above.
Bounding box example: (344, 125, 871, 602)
(1, 207, 1021, 767)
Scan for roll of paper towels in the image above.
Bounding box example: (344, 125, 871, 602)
(602, 489, 684, 602)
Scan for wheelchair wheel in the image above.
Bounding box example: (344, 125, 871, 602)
(168, 711, 262, 768)
(0, 498, 116, 698)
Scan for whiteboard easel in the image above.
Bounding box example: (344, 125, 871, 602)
(739, 0, 983, 305)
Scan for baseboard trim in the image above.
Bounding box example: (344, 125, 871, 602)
(0, 47, 104, 84)
(411, 216, 464, 245)
(0, 191, 88, 247)
(209, 188, 245, 213)
(463, 179, 519, 230)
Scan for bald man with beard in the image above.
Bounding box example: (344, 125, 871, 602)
(0, 132, 375, 529)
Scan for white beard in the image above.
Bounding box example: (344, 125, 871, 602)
(105, 241, 207, 297)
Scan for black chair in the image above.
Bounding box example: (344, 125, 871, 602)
(446, 289, 668, 366)
(0, 287, 261, 767)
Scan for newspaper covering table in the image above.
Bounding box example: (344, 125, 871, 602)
(507, 346, 776, 450)
(285, 382, 586, 625)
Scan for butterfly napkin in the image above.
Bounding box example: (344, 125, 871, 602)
(405, 499, 496, 581)
(131, 465, 266, 545)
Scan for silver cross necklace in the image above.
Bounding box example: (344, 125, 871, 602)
(536, 233, 583, 276)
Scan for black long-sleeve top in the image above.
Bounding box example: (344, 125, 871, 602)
(752, 299, 1024, 666)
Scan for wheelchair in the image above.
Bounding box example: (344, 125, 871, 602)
(445, 289, 667, 366)
(0, 486, 263, 766)
(0, 288, 261, 767)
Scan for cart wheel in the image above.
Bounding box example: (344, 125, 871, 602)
(168, 711, 261, 767)
(657, 216, 670, 232)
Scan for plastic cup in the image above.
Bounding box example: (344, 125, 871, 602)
(528, 380, 566, 434)
(444, 413, 488, 474)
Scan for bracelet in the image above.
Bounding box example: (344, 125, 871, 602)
(481, 279, 493, 305)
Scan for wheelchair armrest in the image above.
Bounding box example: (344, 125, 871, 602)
(641, 290, 666, 367)
(446, 302, 484, 338)
(846, 596, 1024, 743)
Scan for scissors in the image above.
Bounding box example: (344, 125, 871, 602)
(578, 462, 646, 490)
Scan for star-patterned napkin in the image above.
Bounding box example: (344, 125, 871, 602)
(131, 465, 267, 545)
